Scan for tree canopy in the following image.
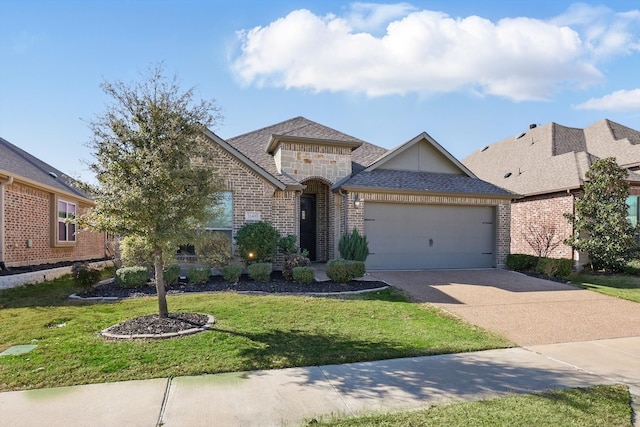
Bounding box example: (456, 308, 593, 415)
(84, 64, 224, 316)
(564, 157, 638, 271)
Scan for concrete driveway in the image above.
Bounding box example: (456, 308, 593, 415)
(371, 269, 640, 346)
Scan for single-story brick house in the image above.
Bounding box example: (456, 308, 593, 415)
(204, 117, 513, 269)
(0, 137, 107, 269)
(463, 119, 640, 267)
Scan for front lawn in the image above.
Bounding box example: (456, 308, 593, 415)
(0, 275, 510, 391)
(311, 384, 632, 427)
(568, 272, 640, 303)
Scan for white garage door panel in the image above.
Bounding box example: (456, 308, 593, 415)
(364, 203, 495, 269)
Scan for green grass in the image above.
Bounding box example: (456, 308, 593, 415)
(0, 275, 511, 391)
(311, 384, 632, 427)
(568, 272, 640, 303)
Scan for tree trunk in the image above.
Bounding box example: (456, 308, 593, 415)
(154, 249, 169, 318)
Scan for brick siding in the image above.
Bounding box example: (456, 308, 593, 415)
(2, 181, 106, 267)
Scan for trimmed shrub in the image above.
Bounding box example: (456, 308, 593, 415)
(248, 262, 272, 282)
(506, 254, 538, 272)
(187, 267, 210, 284)
(326, 259, 365, 283)
(194, 231, 231, 268)
(624, 259, 640, 276)
(292, 266, 315, 284)
(338, 229, 369, 262)
(282, 253, 311, 281)
(163, 264, 181, 285)
(71, 263, 102, 290)
(536, 257, 572, 278)
(221, 264, 242, 282)
(115, 266, 148, 288)
(236, 221, 280, 265)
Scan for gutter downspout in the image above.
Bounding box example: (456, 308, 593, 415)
(0, 176, 14, 270)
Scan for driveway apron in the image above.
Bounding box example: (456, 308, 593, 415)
(370, 269, 640, 346)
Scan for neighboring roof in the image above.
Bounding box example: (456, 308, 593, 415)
(0, 137, 92, 202)
(226, 117, 387, 185)
(340, 169, 514, 198)
(463, 119, 640, 196)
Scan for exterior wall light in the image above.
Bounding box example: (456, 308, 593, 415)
(354, 195, 363, 209)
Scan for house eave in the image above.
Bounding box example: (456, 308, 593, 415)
(0, 169, 95, 205)
(267, 134, 363, 155)
(337, 184, 516, 200)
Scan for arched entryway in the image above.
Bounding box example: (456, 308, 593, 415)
(300, 178, 331, 262)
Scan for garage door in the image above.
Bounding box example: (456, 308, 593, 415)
(364, 203, 496, 269)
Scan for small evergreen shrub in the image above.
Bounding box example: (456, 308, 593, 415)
(222, 264, 242, 282)
(536, 257, 572, 278)
(326, 259, 365, 283)
(194, 231, 231, 267)
(163, 264, 181, 285)
(277, 235, 298, 255)
(115, 266, 148, 288)
(236, 221, 280, 265)
(292, 266, 315, 284)
(338, 229, 369, 262)
(506, 254, 538, 272)
(282, 253, 311, 280)
(187, 267, 210, 284)
(71, 263, 102, 290)
(248, 262, 272, 282)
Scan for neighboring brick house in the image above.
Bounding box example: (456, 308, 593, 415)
(463, 119, 640, 268)
(204, 117, 513, 269)
(0, 137, 107, 269)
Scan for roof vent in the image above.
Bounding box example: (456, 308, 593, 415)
(48, 172, 58, 179)
(529, 124, 537, 129)
(504, 172, 512, 178)
(481, 146, 489, 152)
(515, 132, 526, 140)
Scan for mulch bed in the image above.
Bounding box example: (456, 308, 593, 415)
(77, 271, 388, 299)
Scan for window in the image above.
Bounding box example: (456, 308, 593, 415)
(177, 192, 233, 259)
(628, 196, 639, 228)
(57, 199, 77, 242)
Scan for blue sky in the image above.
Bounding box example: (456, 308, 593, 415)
(1, 0, 639, 183)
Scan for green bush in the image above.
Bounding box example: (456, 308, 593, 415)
(194, 231, 231, 268)
(277, 235, 298, 255)
(221, 264, 242, 282)
(506, 254, 538, 272)
(536, 257, 572, 278)
(115, 266, 148, 288)
(282, 253, 311, 280)
(236, 222, 280, 265)
(338, 229, 369, 262)
(624, 259, 640, 275)
(71, 263, 102, 290)
(163, 264, 181, 285)
(292, 266, 315, 284)
(248, 262, 272, 282)
(187, 267, 210, 284)
(326, 259, 365, 283)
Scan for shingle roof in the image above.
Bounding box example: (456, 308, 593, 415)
(463, 119, 640, 196)
(340, 169, 513, 197)
(226, 117, 387, 185)
(0, 137, 91, 200)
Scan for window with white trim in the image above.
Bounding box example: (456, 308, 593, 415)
(57, 199, 77, 242)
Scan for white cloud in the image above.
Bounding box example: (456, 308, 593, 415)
(575, 88, 640, 111)
(232, 3, 639, 101)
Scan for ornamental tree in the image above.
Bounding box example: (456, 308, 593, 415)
(84, 64, 224, 317)
(564, 157, 638, 271)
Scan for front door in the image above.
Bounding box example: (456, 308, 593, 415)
(300, 194, 317, 261)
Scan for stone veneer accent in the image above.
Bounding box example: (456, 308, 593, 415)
(2, 181, 106, 267)
(345, 192, 512, 268)
(275, 142, 353, 184)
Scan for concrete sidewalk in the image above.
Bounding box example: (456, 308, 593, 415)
(2, 337, 638, 427)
